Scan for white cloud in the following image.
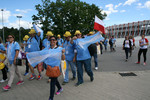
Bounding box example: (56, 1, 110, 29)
(115, 3, 122, 9)
(124, 0, 138, 6)
(144, 1, 150, 9)
(104, 4, 118, 16)
(15, 9, 32, 13)
(8, 20, 32, 29)
(137, 1, 150, 9)
(0, 9, 11, 23)
(120, 10, 126, 13)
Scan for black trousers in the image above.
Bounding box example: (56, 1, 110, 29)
(124, 48, 130, 59)
(50, 77, 61, 100)
(25, 59, 29, 73)
(1, 66, 8, 80)
(138, 49, 148, 62)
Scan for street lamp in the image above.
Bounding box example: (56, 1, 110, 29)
(16, 16, 22, 43)
(1, 9, 5, 43)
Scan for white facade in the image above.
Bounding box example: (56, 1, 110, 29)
(106, 20, 150, 38)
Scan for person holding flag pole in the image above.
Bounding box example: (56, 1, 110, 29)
(71, 16, 105, 86)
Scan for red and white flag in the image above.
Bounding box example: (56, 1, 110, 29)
(94, 15, 105, 34)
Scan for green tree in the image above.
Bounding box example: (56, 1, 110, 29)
(32, 0, 107, 36)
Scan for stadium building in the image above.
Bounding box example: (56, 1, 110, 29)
(105, 20, 150, 38)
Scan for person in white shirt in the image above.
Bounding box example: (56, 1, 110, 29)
(123, 36, 132, 61)
(135, 34, 149, 65)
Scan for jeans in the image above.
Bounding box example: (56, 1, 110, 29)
(124, 48, 130, 59)
(104, 44, 107, 50)
(50, 77, 61, 100)
(138, 49, 148, 62)
(92, 53, 98, 67)
(64, 60, 76, 82)
(76, 58, 93, 84)
(1, 66, 8, 80)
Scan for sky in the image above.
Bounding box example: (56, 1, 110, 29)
(0, 0, 150, 29)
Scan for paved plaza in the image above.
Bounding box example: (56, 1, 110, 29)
(0, 46, 150, 100)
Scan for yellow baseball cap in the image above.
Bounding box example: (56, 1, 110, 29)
(64, 31, 71, 37)
(29, 29, 36, 34)
(74, 30, 82, 35)
(23, 35, 29, 40)
(57, 34, 61, 37)
(88, 31, 94, 35)
(46, 31, 53, 36)
(0, 62, 5, 70)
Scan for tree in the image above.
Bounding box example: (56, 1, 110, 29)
(32, 0, 107, 36)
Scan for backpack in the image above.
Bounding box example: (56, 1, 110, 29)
(109, 39, 112, 45)
(88, 43, 97, 56)
(34, 36, 43, 50)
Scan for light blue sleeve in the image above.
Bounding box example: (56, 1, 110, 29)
(15, 42, 20, 50)
(0, 44, 6, 51)
(77, 32, 104, 49)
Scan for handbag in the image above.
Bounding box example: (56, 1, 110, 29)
(16, 59, 22, 66)
(46, 65, 61, 78)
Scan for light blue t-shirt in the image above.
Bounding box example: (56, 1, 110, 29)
(112, 38, 116, 44)
(104, 39, 108, 45)
(23, 41, 28, 52)
(57, 38, 64, 46)
(42, 38, 50, 48)
(7, 41, 20, 64)
(27, 35, 40, 52)
(74, 32, 104, 61)
(63, 40, 75, 61)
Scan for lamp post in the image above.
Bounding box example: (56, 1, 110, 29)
(1, 9, 5, 43)
(16, 16, 22, 43)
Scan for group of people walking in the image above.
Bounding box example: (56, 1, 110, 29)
(0, 28, 149, 100)
(122, 34, 149, 65)
(0, 29, 103, 100)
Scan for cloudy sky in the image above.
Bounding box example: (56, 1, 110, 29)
(0, 0, 150, 29)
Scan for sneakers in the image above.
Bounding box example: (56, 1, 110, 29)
(135, 62, 140, 64)
(37, 75, 42, 80)
(90, 76, 94, 82)
(75, 82, 83, 87)
(62, 81, 68, 85)
(125, 59, 128, 62)
(143, 62, 146, 66)
(3, 85, 11, 91)
(24, 72, 29, 76)
(95, 67, 98, 70)
(71, 77, 76, 81)
(16, 81, 24, 85)
(29, 74, 36, 80)
(0, 79, 8, 83)
(56, 88, 63, 95)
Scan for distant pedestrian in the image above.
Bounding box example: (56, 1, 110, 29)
(103, 37, 108, 51)
(129, 35, 134, 57)
(123, 36, 131, 62)
(57, 34, 64, 47)
(22, 35, 30, 76)
(112, 35, 116, 51)
(135, 34, 149, 65)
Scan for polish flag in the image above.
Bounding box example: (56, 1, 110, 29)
(94, 15, 105, 34)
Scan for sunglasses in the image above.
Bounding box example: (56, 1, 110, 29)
(50, 39, 56, 41)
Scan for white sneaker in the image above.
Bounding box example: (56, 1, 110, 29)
(0, 79, 8, 83)
(95, 67, 98, 70)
